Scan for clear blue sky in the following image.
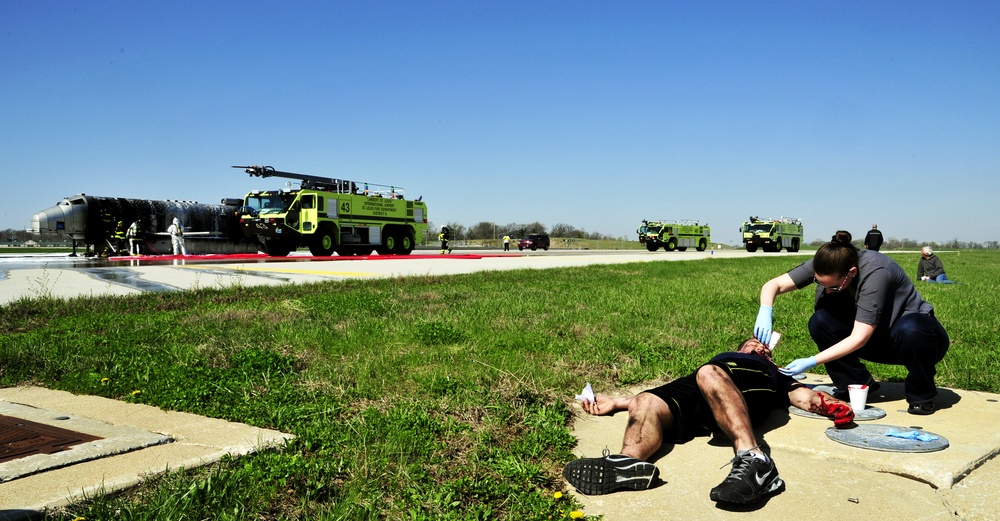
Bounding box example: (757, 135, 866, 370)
(3, 1, 998, 245)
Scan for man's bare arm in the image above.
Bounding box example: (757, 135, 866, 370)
(581, 394, 634, 416)
(788, 387, 854, 427)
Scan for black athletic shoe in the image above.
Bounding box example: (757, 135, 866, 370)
(908, 400, 936, 415)
(709, 452, 784, 504)
(563, 449, 659, 495)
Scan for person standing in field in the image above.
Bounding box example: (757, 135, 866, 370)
(863, 224, 883, 251)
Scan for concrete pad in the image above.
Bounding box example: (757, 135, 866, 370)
(0, 400, 171, 481)
(567, 375, 1000, 520)
(0, 387, 294, 515)
(0, 269, 139, 305)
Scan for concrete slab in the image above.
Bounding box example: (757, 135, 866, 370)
(0, 400, 171, 481)
(0, 387, 294, 515)
(567, 374, 1000, 520)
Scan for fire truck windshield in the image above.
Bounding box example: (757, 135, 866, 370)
(245, 195, 288, 215)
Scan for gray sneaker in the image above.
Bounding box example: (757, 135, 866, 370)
(563, 449, 659, 495)
(709, 452, 784, 504)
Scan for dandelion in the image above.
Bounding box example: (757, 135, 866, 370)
(72, 517, 86, 521)
(131, 390, 141, 396)
(570, 511, 585, 519)
(100, 377, 109, 385)
(553, 491, 563, 499)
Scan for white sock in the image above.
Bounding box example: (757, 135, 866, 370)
(737, 449, 768, 463)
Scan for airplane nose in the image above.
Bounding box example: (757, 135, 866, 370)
(31, 207, 63, 234)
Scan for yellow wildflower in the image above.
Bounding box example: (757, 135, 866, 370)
(570, 511, 585, 519)
(131, 390, 141, 396)
(553, 491, 563, 499)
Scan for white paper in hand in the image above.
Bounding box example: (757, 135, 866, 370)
(767, 332, 781, 350)
(575, 382, 595, 404)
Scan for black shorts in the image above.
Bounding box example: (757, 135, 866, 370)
(641, 360, 793, 444)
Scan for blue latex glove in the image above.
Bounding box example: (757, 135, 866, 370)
(780, 356, 818, 375)
(884, 429, 939, 442)
(754, 306, 773, 345)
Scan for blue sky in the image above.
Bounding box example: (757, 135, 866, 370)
(3, 1, 998, 245)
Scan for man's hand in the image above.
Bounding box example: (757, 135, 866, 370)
(780, 356, 818, 375)
(581, 395, 627, 416)
(754, 306, 773, 345)
(816, 392, 855, 428)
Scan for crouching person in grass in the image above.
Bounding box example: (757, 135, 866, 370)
(563, 337, 855, 505)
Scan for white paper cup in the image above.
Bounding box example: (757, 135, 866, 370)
(848, 384, 869, 413)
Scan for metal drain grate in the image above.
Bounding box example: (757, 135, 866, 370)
(0, 414, 103, 463)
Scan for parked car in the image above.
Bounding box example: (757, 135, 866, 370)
(517, 234, 550, 251)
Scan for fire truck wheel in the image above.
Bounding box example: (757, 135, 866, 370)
(399, 233, 414, 255)
(309, 227, 337, 256)
(264, 238, 292, 257)
(697, 239, 708, 252)
(384, 230, 399, 254)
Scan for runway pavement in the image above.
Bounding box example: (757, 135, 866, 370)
(0, 248, 769, 305)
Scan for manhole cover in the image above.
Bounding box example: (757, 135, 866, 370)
(789, 405, 887, 421)
(0, 414, 103, 463)
(825, 424, 949, 453)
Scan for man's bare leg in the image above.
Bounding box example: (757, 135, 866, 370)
(695, 364, 759, 453)
(620, 392, 675, 460)
(695, 364, 785, 504)
(564, 392, 666, 495)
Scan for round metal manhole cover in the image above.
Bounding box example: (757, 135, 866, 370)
(789, 405, 886, 421)
(825, 424, 949, 453)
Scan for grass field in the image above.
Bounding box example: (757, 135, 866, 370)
(1, 250, 996, 520)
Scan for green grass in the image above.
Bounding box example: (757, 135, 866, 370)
(0, 250, 996, 519)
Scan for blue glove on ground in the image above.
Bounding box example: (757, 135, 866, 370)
(754, 306, 773, 346)
(780, 356, 818, 375)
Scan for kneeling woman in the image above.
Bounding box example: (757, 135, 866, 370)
(753, 230, 949, 415)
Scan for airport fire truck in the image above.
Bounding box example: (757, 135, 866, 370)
(637, 219, 711, 252)
(741, 216, 803, 252)
(234, 165, 429, 256)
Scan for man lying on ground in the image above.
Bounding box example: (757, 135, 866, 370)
(564, 337, 854, 504)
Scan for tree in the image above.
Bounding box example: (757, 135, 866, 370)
(467, 221, 498, 240)
(445, 222, 466, 240)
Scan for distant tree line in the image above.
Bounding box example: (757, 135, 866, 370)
(425, 222, 623, 241)
(6, 227, 996, 250)
(807, 236, 999, 250)
(1, 229, 51, 245)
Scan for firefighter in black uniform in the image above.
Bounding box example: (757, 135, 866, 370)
(439, 225, 452, 254)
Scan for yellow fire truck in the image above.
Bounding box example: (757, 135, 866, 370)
(234, 165, 429, 256)
(638, 219, 711, 252)
(741, 216, 803, 252)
